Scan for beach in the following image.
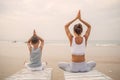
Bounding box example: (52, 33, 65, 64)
(0, 0, 120, 80)
(0, 41, 120, 80)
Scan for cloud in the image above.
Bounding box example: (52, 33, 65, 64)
(0, 0, 120, 41)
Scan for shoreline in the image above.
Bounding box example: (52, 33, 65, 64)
(0, 40, 120, 47)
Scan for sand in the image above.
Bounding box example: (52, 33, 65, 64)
(0, 42, 120, 80)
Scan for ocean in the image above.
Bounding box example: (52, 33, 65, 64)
(0, 40, 120, 46)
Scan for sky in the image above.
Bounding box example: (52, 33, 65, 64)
(0, 0, 120, 41)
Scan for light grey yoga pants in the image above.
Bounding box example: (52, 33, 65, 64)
(58, 61, 96, 72)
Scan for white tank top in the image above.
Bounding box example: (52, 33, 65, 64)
(71, 37, 86, 55)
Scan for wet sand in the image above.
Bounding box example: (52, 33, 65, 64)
(0, 42, 120, 80)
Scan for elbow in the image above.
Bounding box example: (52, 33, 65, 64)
(64, 24, 69, 30)
(89, 26, 91, 29)
(89, 25, 91, 28)
(89, 24, 91, 28)
(64, 25, 67, 28)
(88, 25, 91, 29)
(41, 40, 44, 46)
(39, 39, 44, 44)
(65, 23, 69, 28)
(41, 39, 44, 43)
(27, 41, 31, 43)
(40, 40, 44, 47)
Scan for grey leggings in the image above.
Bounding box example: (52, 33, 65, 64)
(58, 61, 96, 72)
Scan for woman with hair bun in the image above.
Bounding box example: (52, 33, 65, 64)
(58, 10, 96, 72)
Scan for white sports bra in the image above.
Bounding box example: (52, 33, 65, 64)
(71, 37, 86, 55)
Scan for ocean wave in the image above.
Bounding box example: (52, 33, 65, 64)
(95, 43, 120, 46)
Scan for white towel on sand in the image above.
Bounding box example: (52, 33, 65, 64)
(5, 68, 52, 80)
(64, 70, 112, 80)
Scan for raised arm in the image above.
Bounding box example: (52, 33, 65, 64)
(78, 10, 91, 41)
(37, 36, 44, 50)
(65, 12, 80, 45)
(27, 36, 32, 53)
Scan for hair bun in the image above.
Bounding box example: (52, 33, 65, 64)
(74, 23, 83, 35)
